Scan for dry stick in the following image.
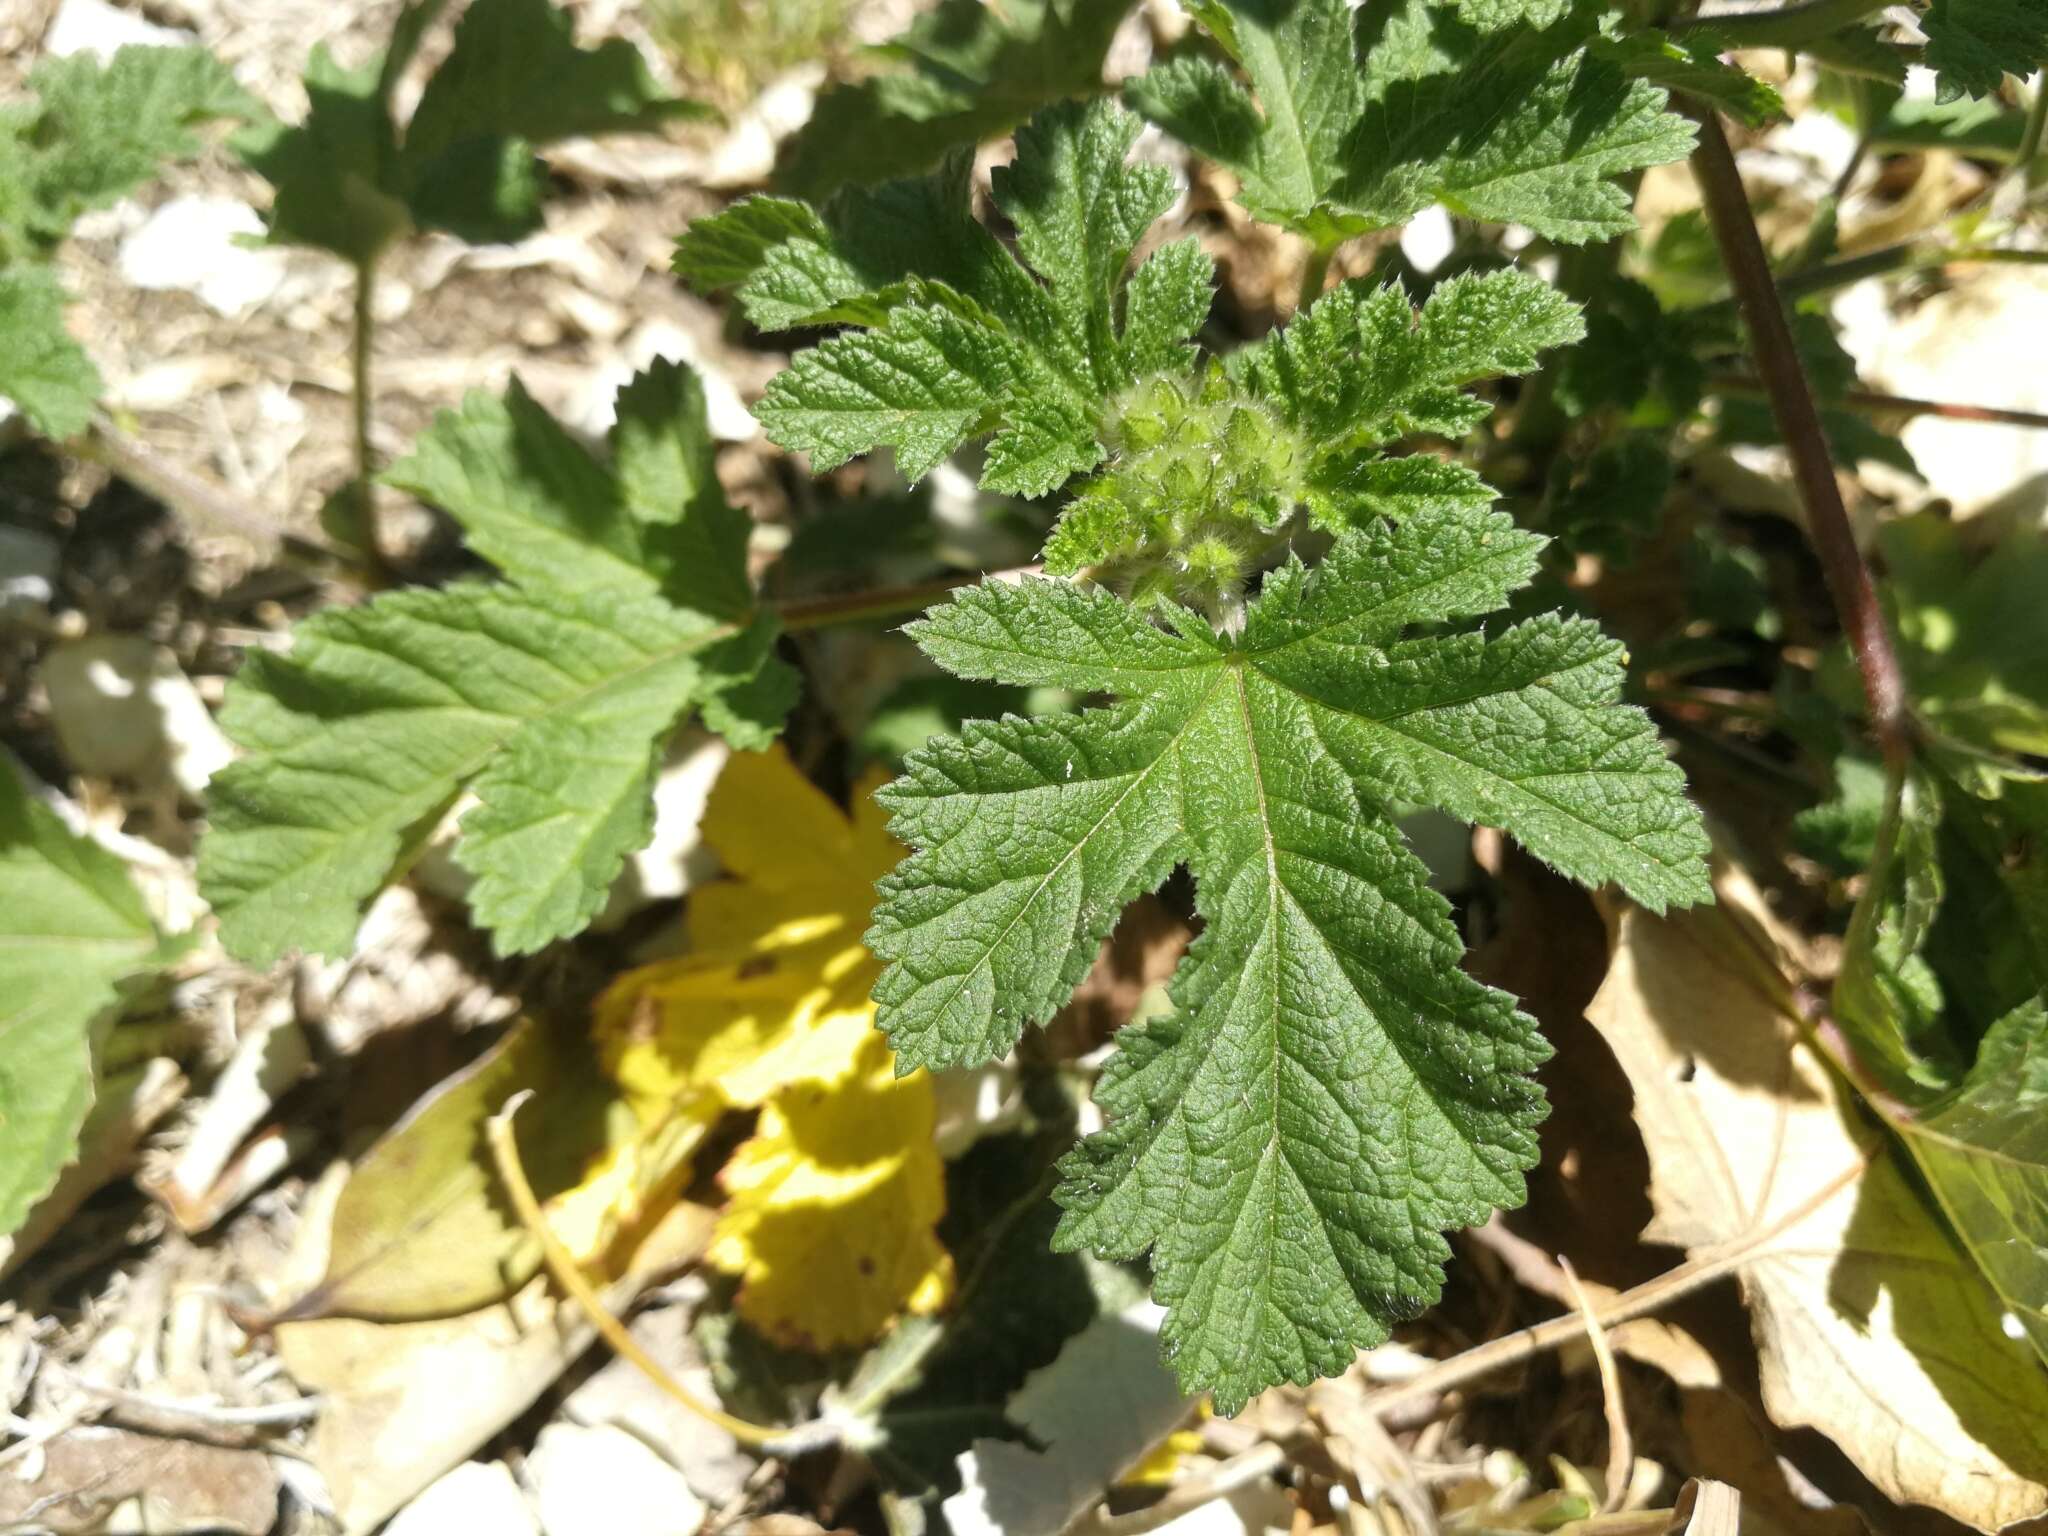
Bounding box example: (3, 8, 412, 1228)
(1071, 1443, 1291, 1536)
(1709, 373, 2048, 432)
(1558, 1257, 1631, 1515)
(485, 1092, 824, 1456)
(1365, 1154, 1869, 1417)
(1077, 1159, 1867, 1536)
(1685, 108, 1911, 769)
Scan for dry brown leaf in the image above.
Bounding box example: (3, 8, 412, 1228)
(1664, 1479, 1739, 1536)
(1586, 867, 2048, 1530)
(276, 1199, 716, 1536)
(1675, 1391, 1868, 1536)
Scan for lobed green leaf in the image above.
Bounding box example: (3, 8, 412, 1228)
(868, 507, 1709, 1408)
(1126, 0, 1697, 248)
(691, 99, 1214, 495)
(202, 364, 786, 962)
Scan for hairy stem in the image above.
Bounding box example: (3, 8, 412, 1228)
(774, 565, 1041, 632)
(2021, 81, 2048, 190)
(1673, 0, 1887, 45)
(1686, 108, 1909, 763)
(1693, 240, 2048, 328)
(78, 419, 338, 558)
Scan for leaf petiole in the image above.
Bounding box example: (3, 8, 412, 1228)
(485, 1091, 831, 1457)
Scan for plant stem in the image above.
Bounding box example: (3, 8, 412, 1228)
(1691, 240, 2048, 328)
(2020, 80, 2048, 191)
(351, 254, 381, 562)
(1708, 372, 2048, 431)
(1072, 1445, 1290, 1536)
(774, 565, 1041, 632)
(486, 1093, 823, 1455)
(77, 419, 340, 559)
(1685, 108, 1910, 765)
(1672, 0, 1887, 46)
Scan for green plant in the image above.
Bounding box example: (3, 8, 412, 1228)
(9, 0, 2048, 1513)
(679, 93, 1709, 1409)
(0, 44, 261, 437)
(232, 0, 708, 554)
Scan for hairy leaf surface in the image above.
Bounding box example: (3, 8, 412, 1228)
(1, 43, 263, 262)
(0, 268, 101, 440)
(241, 0, 699, 258)
(1923, 0, 2048, 100)
(678, 99, 1213, 495)
(1126, 0, 1696, 247)
(778, 0, 1128, 200)
(868, 507, 1709, 1408)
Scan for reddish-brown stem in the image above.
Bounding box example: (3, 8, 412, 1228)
(1710, 373, 2048, 432)
(1687, 109, 1910, 766)
(773, 565, 1040, 632)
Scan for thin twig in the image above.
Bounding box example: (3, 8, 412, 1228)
(1077, 1157, 1867, 1536)
(1709, 373, 2048, 431)
(1366, 1155, 1869, 1415)
(1559, 1258, 1631, 1515)
(1684, 107, 1910, 767)
(76, 419, 343, 560)
(62, 1376, 322, 1443)
(485, 1092, 826, 1456)
(1069, 1443, 1290, 1536)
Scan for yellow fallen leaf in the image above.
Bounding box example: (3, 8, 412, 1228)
(542, 1097, 722, 1265)
(594, 745, 952, 1350)
(709, 1030, 954, 1350)
(1119, 1416, 1208, 1488)
(595, 748, 894, 1114)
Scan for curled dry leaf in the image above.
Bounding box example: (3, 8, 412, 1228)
(1585, 867, 2048, 1531)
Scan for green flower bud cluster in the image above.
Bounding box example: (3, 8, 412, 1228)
(1043, 369, 1310, 615)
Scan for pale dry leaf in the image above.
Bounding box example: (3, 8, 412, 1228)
(276, 1201, 715, 1536)
(942, 1302, 1189, 1536)
(524, 1421, 706, 1536)
(1667, 1479, 1739, 1536)
(1586, 868, 2048, 1530)
(1674, 1391, 1869, 1536)
(559, 1293, 755, 1505)
(383, 1460, 539, 1536)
